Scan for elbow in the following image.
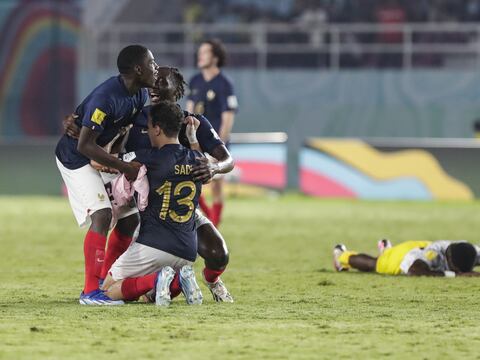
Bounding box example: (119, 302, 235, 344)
(227, 157, 235, 172)
(77, 140, 90, 157)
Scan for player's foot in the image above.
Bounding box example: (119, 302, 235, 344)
(203, 276, 234, 303)
(179, 265, 203, 305)
(377, 239, 392, 255)
(79, 289, 124, 306)
(155, 266, 176, 307)
(333, 244, 349, 272)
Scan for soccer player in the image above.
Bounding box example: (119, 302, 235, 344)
(63, 67, 235, 302)
(128, 67, 235, 302)
(55, 44, 158, 305)
(102, 101, 203, 306)
(186, 39, 238, 227)
(333, 240, 479, 277)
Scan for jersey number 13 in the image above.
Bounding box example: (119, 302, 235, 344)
(156, 180, 196, 223)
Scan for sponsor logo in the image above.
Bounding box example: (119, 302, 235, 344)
(91, 108, 107, 125)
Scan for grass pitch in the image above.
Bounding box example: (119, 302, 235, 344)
(1, 195, 480, 359)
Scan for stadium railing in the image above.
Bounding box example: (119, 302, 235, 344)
(80, 22, 480, 69)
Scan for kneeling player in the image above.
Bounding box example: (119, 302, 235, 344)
(102, 101, 204, 305)
(333, 240, 479, 277)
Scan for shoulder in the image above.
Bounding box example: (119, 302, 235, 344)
(219, 72, 234, 86)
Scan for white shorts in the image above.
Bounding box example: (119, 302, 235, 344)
(194, 208, 212, 228)
(109, 242, 192, 281)
(56, 157, 138, 227)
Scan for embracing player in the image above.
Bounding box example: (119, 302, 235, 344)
(55, 45, 158, 305)
(333, 239, 479, 277)
(63, 67, 235, 302)
(102, 101, 204, 306)
(186, 39, 238, 227)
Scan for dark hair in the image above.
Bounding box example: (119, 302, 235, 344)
(169, 67, 187, 101)
(203, 39, 227, 67)
(448, 242, 477, 272)
(117, 45, 149, 74)
(149, 101, 183, 138)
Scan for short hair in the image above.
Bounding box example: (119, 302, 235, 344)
(117, 45, 149, 74)
(448, 242, 477, 272)
(203, 39, 227, 67)
(149, 101, 183, 138)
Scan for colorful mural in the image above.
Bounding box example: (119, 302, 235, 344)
(229, 143, 287, 190)
(300, 138, 474, 200)
(0, 0, 80, 137)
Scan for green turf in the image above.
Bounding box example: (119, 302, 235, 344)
(1, 195, 480, 359)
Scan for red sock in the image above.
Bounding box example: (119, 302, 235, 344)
(121, 273, 157, 301)
(170, 273, 182, 298)
(198, 195, 211, 219)
(211, 202, 224, 227)
(203, 267, 224, 284)
(83, 230, 107, 293)
(100, 227, 133, 279)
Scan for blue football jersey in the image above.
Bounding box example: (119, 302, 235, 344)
(124, 144, 203, 261)
(125, 105, 224, 154)
(187, 72, 238, 132)
(55, 75, 148, 169)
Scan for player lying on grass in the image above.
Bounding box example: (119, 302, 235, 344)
(333, 239, 479, 277)
(64, 67, 235, 302)
(101, 101, 203, 306)
(55, 44, 158, 305)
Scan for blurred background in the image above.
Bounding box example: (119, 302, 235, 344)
(2, 0, 480, 199)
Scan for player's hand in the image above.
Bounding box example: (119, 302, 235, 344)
(63, 113, 80, 139)
(192, 157, 217, 184)
(90, 160, 119, 174)
(123, 161, 142, 182)
(185, 116, 200, 145)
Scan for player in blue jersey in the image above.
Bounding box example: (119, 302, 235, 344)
(55, 44, 158, 305)
(129, 67, 235, 302)
(62, 67, 235, 302)
(186, 39, 239, 227)
(102, 101, 203, 306)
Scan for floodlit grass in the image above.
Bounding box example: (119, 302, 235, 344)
(1, 195, 480, 359)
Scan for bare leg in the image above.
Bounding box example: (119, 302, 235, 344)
(349, 254, 377, 272)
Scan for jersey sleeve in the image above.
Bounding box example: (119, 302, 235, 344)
(196, 115, 224, 154)
(219, 78, 238, 113)
(81, 96, 113, 133)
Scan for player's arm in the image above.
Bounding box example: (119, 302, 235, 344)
(77, 127, 140, 181)
(185, 116, 201, 152)
(218, 80, 238, 143)
(191, 145, 234, 183)
(407, 260, 450, 277)
(219, 111, 235, 143)
(63, 113, 80, 139)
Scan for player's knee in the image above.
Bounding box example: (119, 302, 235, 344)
(207, 246, 229, 269)
(116, 213, 140, 236)
(90, 208, 112, 233)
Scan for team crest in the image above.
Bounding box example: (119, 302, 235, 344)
(98, 193, 105, 201)
(207, 90, 216, 101)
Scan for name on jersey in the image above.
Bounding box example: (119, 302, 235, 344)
(175, 164, 192, 175)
